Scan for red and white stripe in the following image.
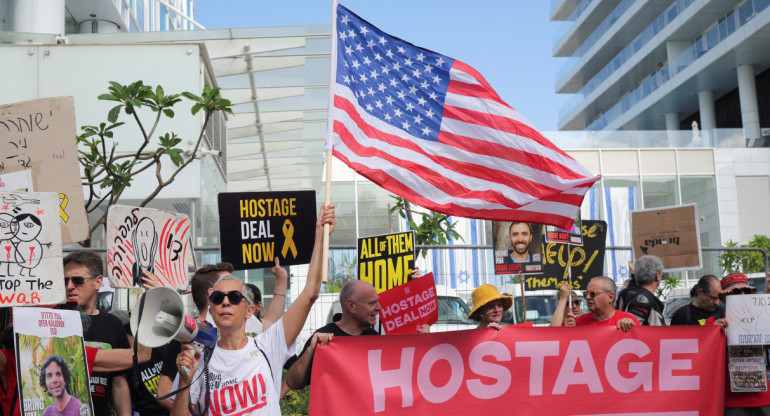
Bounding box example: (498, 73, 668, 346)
(328, 60, 600, 229)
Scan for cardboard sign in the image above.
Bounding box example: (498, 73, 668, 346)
(310, 325, 725, 415)
(544, 213, 583, 245)
(358, 231, 415, 293)
(725, 294, 770, 345)
(378, 272, 437, 335)
(0, 97, 88, 244)
(492, 222, 543, 274)
(631, 204, 701, 271)
(0, 192, 63, 306)
(218, 191, 317, 270)
(525, 220, 607, 291)
(106, 205, 192, 289)
(14, 307, 94, 416)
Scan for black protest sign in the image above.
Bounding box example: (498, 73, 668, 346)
(218, 191, 316, 270)
(358, 231, 415, 293)
(524, 220, 607, 292)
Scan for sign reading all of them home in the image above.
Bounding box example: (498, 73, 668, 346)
(218, 191, 316, 270)
(358, 231, 415, 293)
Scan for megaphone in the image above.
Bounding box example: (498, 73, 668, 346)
(130, 287, 217, 374)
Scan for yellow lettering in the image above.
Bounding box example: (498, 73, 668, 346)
(581, 224, 598, 238)
(387, 257, 406, 289)
(404, 232, 413, 252)
(583, 249, 600, 273)
(241, 242, 274, 264)
(240, 200, 250, 218)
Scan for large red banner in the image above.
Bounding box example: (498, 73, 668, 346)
(310, 326, 725, 415)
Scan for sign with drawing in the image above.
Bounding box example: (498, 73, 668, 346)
(106, 205, 192, 289)
(0, 192, 63, 306)
(725, 294, 770, 346)
(631, 204, 701, 271)
(0, 97, 88, 244)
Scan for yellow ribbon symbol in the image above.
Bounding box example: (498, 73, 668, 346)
(58, 193, 70, 223)
(281, 219, 298, 259)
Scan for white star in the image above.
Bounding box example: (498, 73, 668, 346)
(397, 46, 406, 54)
(343, 75, 351, 84)
(428, 91, 438, 100)
(385, 95, 395, 105)
(367, 39, 376, 49)
(348, 29, 356, 38)
(392, 62, 401, 72)
(432, 74, 441, 84)
(436, 57, 445, 67)
(384, 113, 392, 121)
(382, 66, 390, 75)
(360, 26, 369, 36)
(345, 45, 353, 55)
(426, 108, 435, 119)
(389, 78, 398, 87)
(394, 108, 403, 118)
(420, 80, 429, 89)
(414, 114, 423, 124)
(401, 73, 409, 82)
(379, 36, 386, 45)
(416, 52, 425, 62)
(375, 100, 384, 109)
(377, 82, 386, 92)
(370, 69, 379, 79)
(412, 68, 421, 77)
(405, 102, 415, 112)
(359, 73, 368, 82)
(385, 49, 394, 59)
(363, 56, 371, 66)
(366, 103, 374, 111)
(397, 90, 406, 100)
(408, 85, 418, 95)
(404, 58, 413, 67)
(367, 87, 375, 96)
(341, 15, 350, 24)
(374, 53, 383, 62)
(416, 96, 426, 106)
(421, 126, 431, 136)
(344, 61, 349, 68)
(424, 65, 433, 73)
(339, 31, 348, 40)
(351, 60, 361, 70)
(401, 120, 411, 130)
(355, 43, 364, 52)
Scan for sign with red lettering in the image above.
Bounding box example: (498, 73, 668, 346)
(378, 272, 438, 335)
(310, 326, 725, 415)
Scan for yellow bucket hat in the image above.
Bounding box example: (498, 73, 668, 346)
(467, 284, 513, 320)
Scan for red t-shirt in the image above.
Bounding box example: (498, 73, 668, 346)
(575, 310, 640, 327)
(1, 347, 98, 416)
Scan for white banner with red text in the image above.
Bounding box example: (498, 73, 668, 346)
(309, 326, 725, 416)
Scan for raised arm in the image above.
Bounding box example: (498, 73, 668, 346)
(549, 284, 571, 327)
(262, 263, 289, 331)
(281, 203, 335, 348)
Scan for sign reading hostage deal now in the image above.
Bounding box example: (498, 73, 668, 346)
(218, 191, 316, 270)
(358, 231, 415, 293)
(310, 326, 725, 415)
(379, 272, 438, 335)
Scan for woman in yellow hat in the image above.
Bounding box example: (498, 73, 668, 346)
(467, 284, 513, 329)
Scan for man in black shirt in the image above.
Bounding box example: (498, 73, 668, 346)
(616, 255, 666, 326)
(671, 274, 727, 328)
(285, 279, 380, 390)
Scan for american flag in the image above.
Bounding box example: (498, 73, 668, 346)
(327, 4, 600, 230)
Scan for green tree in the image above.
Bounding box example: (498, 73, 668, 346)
(78, 81, 233, 241)
(388, 195, 463, 257)
(718, 235, 770, 274)
(325, 251, 357, 293)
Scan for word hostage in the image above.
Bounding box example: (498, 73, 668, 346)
(378, 273, 438, 335)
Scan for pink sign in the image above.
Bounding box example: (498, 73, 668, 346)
(378, 272, 438, 335)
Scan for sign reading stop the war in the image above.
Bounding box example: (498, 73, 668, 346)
(378, 272, 437, 335)
(358, 231, 415, 293)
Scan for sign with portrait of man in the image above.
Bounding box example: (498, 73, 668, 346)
(493, 221, 542, 274)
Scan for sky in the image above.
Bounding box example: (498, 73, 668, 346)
(192, 1, 569, 131)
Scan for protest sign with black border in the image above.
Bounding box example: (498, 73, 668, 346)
(544, 213, 583, 246)
(492, 222, 543, 275)
(358, 231, 415, 293)
(218, 191, 316, 270)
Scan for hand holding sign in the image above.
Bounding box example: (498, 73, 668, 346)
(378, 273, 438, 335)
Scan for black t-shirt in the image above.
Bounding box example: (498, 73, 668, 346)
(297, 322, 379, 379)
(616, 285, 665, 326)
(130, 345, 171, 416)
(83, 312, 130, 416)
(670, 303, 721, 326)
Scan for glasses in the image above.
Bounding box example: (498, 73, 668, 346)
(706, 294, 720, 301)
(583, 290, 608, 298)
(209, 290, 248, 306)
(483, 300, 504, 310)
(64, 276, 94, 286)
(731, 287, 755, 295)
(571, 299, 581, 307)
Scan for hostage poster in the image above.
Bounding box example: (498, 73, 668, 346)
(492, 222, 543, 275)
(14, 307, 93, 416)
(106, 205, 192, 289)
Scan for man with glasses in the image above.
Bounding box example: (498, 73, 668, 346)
(616, 255, 666, 326)
(574, 276, 638, 332)
(62, 252, 132, 416)
(670, 275, 727, 328)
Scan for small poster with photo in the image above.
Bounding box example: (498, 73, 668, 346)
(13, 307, 94, 416)
(493, 221, 543, 275)
(544, 213, 583, 246)
(728, 345, 768, 392)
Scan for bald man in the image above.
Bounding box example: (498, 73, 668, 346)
(575, 276, 639, 332)
(285, 280, 381, 390)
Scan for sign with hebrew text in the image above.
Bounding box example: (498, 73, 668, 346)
(106, 205, 191, 289)
(725, 294, 770, 346)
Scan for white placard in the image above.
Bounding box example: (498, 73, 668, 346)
(725, 294, 770, 345)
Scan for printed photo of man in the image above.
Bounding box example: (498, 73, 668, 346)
(503, 222, 541, 264)
(39, 355, 83, 416)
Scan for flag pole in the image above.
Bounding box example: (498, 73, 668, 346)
(321, 0, 340, 284)
(519, 273, 526, 324)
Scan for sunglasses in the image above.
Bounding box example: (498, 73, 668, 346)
(209, 290, 249, 306)
(571, 299, 581, 307)
(64, 276, 95, 286)
(583, 290, 608, 298)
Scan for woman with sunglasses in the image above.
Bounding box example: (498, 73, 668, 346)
(173, 203, 336, 416)
(550, 283, 582, 327)
(467, 284, 512, 330)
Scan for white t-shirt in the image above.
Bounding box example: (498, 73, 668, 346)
(245, 315, 263, 336)
(189, 318, 293, 416)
